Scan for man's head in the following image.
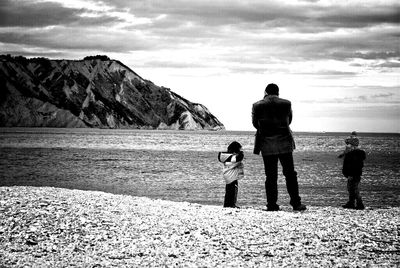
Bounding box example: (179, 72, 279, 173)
(265, 83, 279, 96)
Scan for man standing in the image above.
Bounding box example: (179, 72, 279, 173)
(252, 83, 306, 211)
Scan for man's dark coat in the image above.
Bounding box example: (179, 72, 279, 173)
(252, 95, 295, 155)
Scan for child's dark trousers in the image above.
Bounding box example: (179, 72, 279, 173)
(224, 180, 238, 208)
(346, 176, 363, 206)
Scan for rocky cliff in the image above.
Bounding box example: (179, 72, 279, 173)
(0, 55, 224, 130)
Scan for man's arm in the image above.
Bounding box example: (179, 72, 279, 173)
(288, 104, 293, 125)
(252, 104, 258, 129)
(252, 104, 262, 155)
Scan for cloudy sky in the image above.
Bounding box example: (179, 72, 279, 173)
(1, 0, 399, 132)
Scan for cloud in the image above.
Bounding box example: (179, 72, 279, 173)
(113, 0, 400, 37)
(141, 60, 208, 69)
(0, 27, 154, 53)
(331, 51, 400, 61)
(313, 5, 400, 29)
(299, 104, 400, 121)
(125, 2, 400, 70)
(109, 0, 400, 28)
(376, 61, 400, 68)
(0, 48, 66, 59)
(0, 0, 79, 27)
(298, 70, 359, 76)
(300, 92, 399, 104)
(0, 0, 127, 28)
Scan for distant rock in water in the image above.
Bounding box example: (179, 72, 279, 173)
(0, 55, 225, 130)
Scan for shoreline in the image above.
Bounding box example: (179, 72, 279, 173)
(1, 127, 399, 136)
(1, 186, 399, 267)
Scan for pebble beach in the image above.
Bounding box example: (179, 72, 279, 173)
(1, 186, 399, 267)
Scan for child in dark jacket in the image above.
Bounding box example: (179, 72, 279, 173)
(218, 141, 244, 208)
(340, 135, 366, 210)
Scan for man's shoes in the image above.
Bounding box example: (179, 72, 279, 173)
(355, 203, 365, 210)
(224, 205, 240, 209)
(342, 203, 356, 209)
(266, 204, 280, 211)
(293, 204, 307, 211)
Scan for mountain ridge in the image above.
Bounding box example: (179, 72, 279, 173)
(0, 55, 224, 130)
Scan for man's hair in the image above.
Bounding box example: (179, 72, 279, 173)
(265, 83, 279, 95)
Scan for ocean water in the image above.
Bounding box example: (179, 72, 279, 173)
(0, 128, 399, 208)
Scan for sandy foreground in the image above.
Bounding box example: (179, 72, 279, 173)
(0, 186, 399, 267)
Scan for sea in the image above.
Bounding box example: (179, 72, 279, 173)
(0, 128, 399, 208)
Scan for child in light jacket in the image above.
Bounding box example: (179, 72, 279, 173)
(218, 141, 244, 208)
